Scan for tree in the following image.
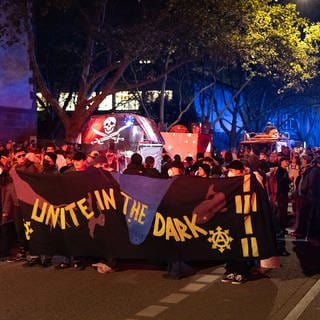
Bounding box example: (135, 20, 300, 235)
(192, 0, 320, 148)
(1, 0, 320, 143)
(155, 0, 320, 148)
(232, 1, 320, 89)
(241, 78, 284, 133)
(29, 0, 242, 142)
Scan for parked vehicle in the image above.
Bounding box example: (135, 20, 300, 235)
(238, 131, 290, 156)
(79, 113, 164, 171)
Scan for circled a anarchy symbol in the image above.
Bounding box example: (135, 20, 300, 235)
(208, 226, 233, 253)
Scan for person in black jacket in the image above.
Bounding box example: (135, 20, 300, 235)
(275, 157, 292, 235)
(0, 164, 16, 261)
(123, 153, 145, 175)
(143, 156, 162, 178)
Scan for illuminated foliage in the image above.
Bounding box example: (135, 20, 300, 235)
(234, 0, 320, 91)
(1, 0, 320, 141)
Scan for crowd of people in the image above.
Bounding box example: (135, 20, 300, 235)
(1, 138, 320, 283)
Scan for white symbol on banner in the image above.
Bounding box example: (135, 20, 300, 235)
(91, 117, 130, 144)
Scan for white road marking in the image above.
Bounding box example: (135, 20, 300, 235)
(160, 293, 189, 304)
(283, 278, 320, 320)
(135, 305, 168, 317)
(211, 266, 225, 274)
(132, 267, 222, 318)
(179, 283, 207, 292)
(196, 274, 220, 283)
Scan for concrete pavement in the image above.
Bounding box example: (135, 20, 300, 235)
(0, 237, 319, 320)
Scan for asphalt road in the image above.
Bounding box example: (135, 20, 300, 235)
(0, 238, 319, 320)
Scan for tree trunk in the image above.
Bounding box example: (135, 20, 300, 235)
(64, 117, 87, 143)
(159, 73, 167, 131)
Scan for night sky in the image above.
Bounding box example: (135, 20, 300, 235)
(294, 0, 320, 21)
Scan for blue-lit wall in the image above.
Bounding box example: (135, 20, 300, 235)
(194, 83, 320, 149)
(0, 4, 37, 144)
(194, 83, 244, 150)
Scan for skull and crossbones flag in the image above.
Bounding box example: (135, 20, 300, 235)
(80, 113, 164, 153)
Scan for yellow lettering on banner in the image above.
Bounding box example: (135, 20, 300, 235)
(60, 208, 66, 229)
(101, 188, 116, 210)
(173, 218, 192, 242)
(120, 192, 148, 224)
(121, 191, 132, 215)
(94, 190, 105, 210)
(31, 199, 46, 222)
(183, 214, 208, 238)
(31, 196, 108, 229)
(153, 213, 207, 241)
(45, 205, 60, 227)
(137, 204, 147, 224)
(64, 202, 79, 227)
(129, 199, 141, 221)
(77, 197, 94, 219)
(235, 195, 242, 214)
(241, 238, 249, 257)
(153, 212, 165, 236)
(244, 195, 251, 214)
(244, 216, 253, 235)
(251, 237, 259, 257)
(165, 217, 180, 241)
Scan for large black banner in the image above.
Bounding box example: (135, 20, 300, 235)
(11, 167, 277, 261)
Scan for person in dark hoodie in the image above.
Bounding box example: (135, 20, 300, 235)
(171, 154, 185, 173)
(143, 156, 162, 178)
(0, 163, 16, 261)
(123, 153, 145, 175)
(11, 147, 42, 262)
(195, 163, 211, 178)
(275, 157, 291, 235)
(42, 152, 58, 175)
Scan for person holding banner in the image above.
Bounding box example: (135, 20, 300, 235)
(24, 152, 61, 267)
(55, 151, 88, 270)
(221, 160, 252, 285)
(11, 147, 42, 262)
(165, 160, 196, 279)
